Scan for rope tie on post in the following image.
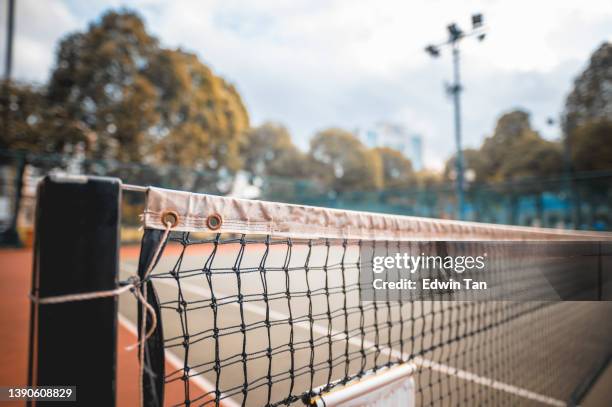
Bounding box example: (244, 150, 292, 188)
(30, 220, 174, 407)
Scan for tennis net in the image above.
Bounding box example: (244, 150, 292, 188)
(134, 187, 612, 407)
(28, 177, 612, 407)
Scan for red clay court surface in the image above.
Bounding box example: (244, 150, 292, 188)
(0, 247, 211, 407)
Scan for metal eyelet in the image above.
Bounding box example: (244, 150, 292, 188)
(160, 211, 179, 228)
(206, 214, 223, 230)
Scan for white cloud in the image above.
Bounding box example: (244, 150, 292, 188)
(4, 0, 611, 167)
(0, 0, 80, 83)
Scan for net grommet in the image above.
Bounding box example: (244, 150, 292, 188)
(206, 214, 223, 230)
(161, 211, 179, 228)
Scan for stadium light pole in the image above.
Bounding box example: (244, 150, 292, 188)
(0, 0, 22, 247)
(4, 0, 15, 80)
(425, 14, 486, 220)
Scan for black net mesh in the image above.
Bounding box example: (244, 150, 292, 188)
(134, 231, 612, 407)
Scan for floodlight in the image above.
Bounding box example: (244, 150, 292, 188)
(472, 13, 483, 28)
(447, 23, 463, 41)
(425, 45, 440, 57)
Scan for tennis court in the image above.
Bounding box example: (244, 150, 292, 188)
(26, 176, 612, 406)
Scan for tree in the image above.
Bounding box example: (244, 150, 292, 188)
(443, 148, 490, 184)
(496, 137, 562, 180)
(568, 120, 612, 229)
(481, 110, 533, 180)
(47, 10, 249, 168)
(414, 169, 442, 187)
(149, 49, 249, 171)
(309, 128, 382, 193)
(570, 120, 612, 172)
(562, 42, 612, 174)
(374, 147, 414, 189)
(563, 42, 612, 139)
(241, 122, 309, 178)
(0, 81, 90, 153)
(47, 11, 160, 161)
(1, 82, 47, 151)
(476, 110, 562, 182)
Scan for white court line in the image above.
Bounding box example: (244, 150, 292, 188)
(154, 277, 566, 407)
(118, 313, 240, 407)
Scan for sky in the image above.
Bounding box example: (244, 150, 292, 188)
(2, 0, 612, 169)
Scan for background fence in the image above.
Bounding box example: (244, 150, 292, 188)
(1, 148, 611, 246)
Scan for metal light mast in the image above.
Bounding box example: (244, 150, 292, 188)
(425, 14, 486, 220)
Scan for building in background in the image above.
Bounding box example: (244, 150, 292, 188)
(357, 122, 423, 170)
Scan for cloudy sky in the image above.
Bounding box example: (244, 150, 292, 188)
(2, 0, 611, 168)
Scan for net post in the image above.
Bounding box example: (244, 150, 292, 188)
(136, 229, 167, 406)
(28, 175, 121, 406)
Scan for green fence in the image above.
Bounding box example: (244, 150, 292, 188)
(259, 170, 611, 231)
(1, 149, 611, 245)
